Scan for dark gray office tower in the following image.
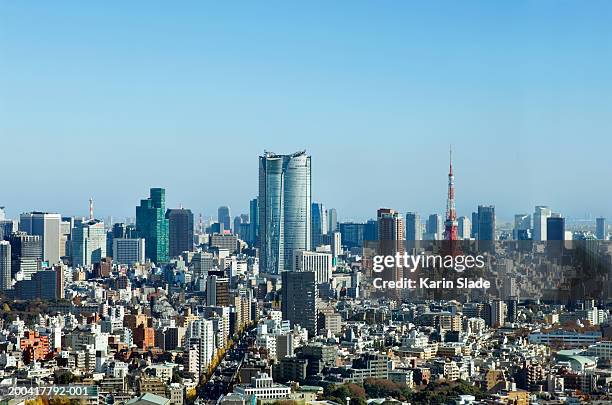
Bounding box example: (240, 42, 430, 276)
(233, 216, 243, 239)
(311, 202, 326, 249)
(477, 205, 495, 252)
(405, 212, 421, 241)
(249, 198, 259, 246)
(281, 270, 318, 337)
(506, 298, 518, 323)
(426, 214, 443, 240)
(0, 241, 10, 291)
(364, 219, 378, 242)
(107, 222, 126, 257)
(546, 215, 565, 257)
(112, 223, 128, 238)
(166, 208, 194, 258)
(7, 232, 42, 280)
(338, 222, 365, 248)
(596, 217, 606, 240)
(0, 220, 13, 240)
(234, 213, 250, 240)
(471, 211, 479, 238)
(546, 216, 565, 241)
(218, 206, 231, 233)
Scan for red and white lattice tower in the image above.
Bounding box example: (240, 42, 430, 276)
(444, 147, 458, 241)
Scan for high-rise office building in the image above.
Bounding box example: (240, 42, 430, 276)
(425, 214, 443, 240)
(136, 188, 169, 263)
(377, 208, 404, 284)
(293, 250, 333, 284)
(281, 270, 318, 337)
(327, 208, 338, 233)
(320, 231, 341, 259)
(338, 222, 365, 248)
(364, 219, 378, 242)
(210, 233, 238, 252)
(477, 205, 496, 252)
(113, 238, 145, 265)
(191, 251, 214, 282)
(7, 232, 42, 280)
(106, 221, 137, 258)
(546, 215, 565, 241)
(233, 216, 244, 239)
(489, 300, 507, 328)
(596, 217, 606, 240)
(477, 206, 495, 240)
(458, 216, 471, 240)
(0, 241, 10, 291)
(259, 151, 311, 274)
(405, 212, 421, 241)
(59, 218, 72, 258)
(206, 274, 230, 306)
(14, 268, 64, 300)
(471, 212, 479, 238)
(513, 214, 531, 240)
(533, 206, 552, 241)
(218, 206, 231, 233)
(166, 208, 194, 258)
(311, 202, 327, 249)
(0, 219, 14, 241)
(19, 212, 61, 265)
(71, 219, 106, 267)
(249, 198, 259, 246)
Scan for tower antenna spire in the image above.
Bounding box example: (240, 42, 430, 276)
(89, 197, 94, 221)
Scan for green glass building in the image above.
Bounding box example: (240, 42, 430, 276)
(136, 187, 169, 263)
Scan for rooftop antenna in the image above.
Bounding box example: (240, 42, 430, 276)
(89, 197, 94, 221)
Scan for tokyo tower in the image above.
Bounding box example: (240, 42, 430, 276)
(444, 147, 458, 241)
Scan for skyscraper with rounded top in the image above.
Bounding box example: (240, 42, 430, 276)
(259, 151, 311, 274)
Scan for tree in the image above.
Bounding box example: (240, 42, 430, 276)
(186, 387, 197, 402)
(55, 371, 79, 385)
(364, 378, 406, 400)
(324, 383, 367, 405)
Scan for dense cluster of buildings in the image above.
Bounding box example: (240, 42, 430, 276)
(0, 151, 611, 405)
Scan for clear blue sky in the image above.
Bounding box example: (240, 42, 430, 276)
(1, 2, 611, 222)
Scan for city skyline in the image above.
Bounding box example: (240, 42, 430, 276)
(0, 148, 608, 225)
(1, 2, 612, 221)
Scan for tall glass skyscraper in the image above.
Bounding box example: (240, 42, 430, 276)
(533, 206, 552, 241)
(19, 212, 61, 265)
(249, 197, 259, 246)
(136, 188, 169, 263)
(477, 205, 496, 252)
(71, 219, 106, 267)
(327, 208, 338, 233)
(311, 202, 327, 249)
(0, 241, 11, 291)
(596, 217, 606, 240)
(405, 212, 421, 241)
(258, 151, 311, 274)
